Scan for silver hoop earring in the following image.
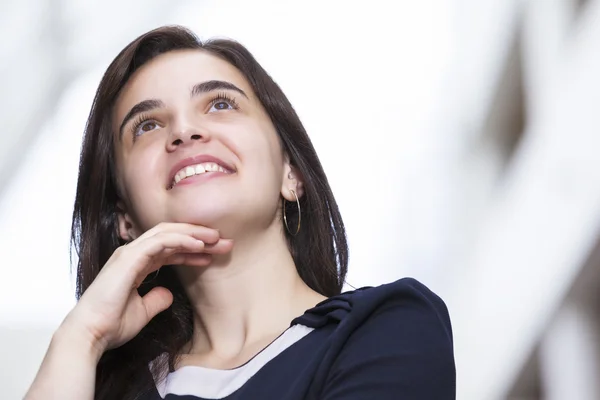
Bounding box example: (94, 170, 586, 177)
(282, 189, 301, 236)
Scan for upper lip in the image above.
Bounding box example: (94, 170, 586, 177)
(167, 154, 236, 188)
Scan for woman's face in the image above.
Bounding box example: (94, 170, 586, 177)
(112, 50, 296, 239)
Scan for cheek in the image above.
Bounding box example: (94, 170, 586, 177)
(119, 151, 167, 229)
(223, 118, 284, 180)
(246, 134, 284, 186)
(246, 120, 283, 163)
(123, 179, 161, 228)
(123, 148, 163, 188)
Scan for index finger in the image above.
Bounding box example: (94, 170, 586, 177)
(141, 222, 221, 244)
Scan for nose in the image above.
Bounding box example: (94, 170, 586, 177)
(166, 128, 208, 152)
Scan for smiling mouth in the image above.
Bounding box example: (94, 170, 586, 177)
(168, 162, 233, 189)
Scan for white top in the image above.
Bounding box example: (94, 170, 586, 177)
(154, 324, 314, 399)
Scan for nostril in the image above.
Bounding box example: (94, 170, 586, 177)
(172, 138, 184, 146)
(190, 134, 202, 140)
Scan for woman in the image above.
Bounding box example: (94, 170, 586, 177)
(25, 26, 455, 400)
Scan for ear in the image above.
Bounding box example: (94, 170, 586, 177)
(281, 154, 305, 201)
(116, 200, 139, 242)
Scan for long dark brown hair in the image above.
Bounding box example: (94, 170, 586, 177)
(72, 25, 348, 400)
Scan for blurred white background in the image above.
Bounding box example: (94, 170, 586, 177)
(1, 0, 600, 398)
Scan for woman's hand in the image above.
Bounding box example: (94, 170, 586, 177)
(60, 222, 233, 357)
(25, 222, 232, 400)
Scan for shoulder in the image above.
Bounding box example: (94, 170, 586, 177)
(297, 277, 452, 339)
(349, 277, 450, 312)
(296, 278, 456, 399)
(354, 277, 453, 339)
(336, 277, 453, 355)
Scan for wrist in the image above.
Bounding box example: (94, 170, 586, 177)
(52, 319, 106, 364)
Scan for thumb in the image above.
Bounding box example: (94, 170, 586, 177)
(142, 286, 174, 321)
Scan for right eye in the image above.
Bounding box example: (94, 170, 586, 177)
(133, 119, 161, 137)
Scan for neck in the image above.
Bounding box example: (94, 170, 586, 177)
(175, 222, 325, 358)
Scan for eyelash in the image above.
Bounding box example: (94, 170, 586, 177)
(129, 92, 240, 139)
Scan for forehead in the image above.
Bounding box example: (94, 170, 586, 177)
(114, 49, 252, 120)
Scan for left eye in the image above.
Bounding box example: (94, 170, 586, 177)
(209, 100, 235, 112)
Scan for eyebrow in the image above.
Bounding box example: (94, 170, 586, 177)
(191, 80, 248, 99)
(118, 80, 248, 140)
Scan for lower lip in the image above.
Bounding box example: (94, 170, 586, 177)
(171, 171, 232, 189)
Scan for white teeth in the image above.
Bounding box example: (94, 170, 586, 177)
(171, 161, 231, 188)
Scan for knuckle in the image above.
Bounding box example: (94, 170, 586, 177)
(153, 231, 171, 242)
(156, 222, 172, 231)
(113, 245, 127, 256)
(155, 222, 167, 229)
(147, 222, 166, 236)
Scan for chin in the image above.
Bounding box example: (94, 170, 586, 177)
(169, 204, 234, 227)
